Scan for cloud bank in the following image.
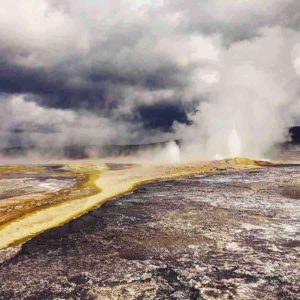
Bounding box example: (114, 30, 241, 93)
(0, 0, 300, 158)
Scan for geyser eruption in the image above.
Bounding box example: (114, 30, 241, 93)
(162, 141, 181, 163)
(228, 128, 242, 157)
(212, 128, 241, 159)
(181, 27, 300, 160)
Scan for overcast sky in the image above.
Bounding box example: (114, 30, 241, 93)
(0, 0, 300, 148)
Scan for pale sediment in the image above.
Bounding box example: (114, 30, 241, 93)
(0, 158, 258, 249)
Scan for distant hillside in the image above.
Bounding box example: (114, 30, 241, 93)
(1, 126, 300, 159)
(0, 140, 182, 159)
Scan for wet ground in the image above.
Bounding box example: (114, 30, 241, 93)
(0, 165, 97, 226)
(0, 166, 76, 201)
(0, 165, 299, 299)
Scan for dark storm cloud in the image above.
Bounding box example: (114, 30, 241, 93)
(136, 102, 192, 131)
(0, 0, 299, 148)
(0, 1, 218, 125)
(0, 55, 194, 120)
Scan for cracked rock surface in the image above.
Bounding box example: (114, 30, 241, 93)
(0, 166, 299, 299)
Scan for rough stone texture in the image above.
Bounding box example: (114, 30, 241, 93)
(0, 166, 299, 299)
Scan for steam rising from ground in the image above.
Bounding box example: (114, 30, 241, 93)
(179, 27, 300, 159)
(161, 141, 181, 163)
(1, 1, 300, 161)
(228, 129, 242, 158)
(214, 128, 242, 160)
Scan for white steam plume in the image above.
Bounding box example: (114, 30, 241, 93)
(162, 141, 181, 163)
(180, 27, 300, 159)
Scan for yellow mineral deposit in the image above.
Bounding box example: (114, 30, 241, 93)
(0, 158, 259, 249)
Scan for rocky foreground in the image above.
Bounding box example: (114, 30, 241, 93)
(0, 165, 299, 299)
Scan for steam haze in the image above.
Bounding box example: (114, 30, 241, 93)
(1, 0, 300, 158)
